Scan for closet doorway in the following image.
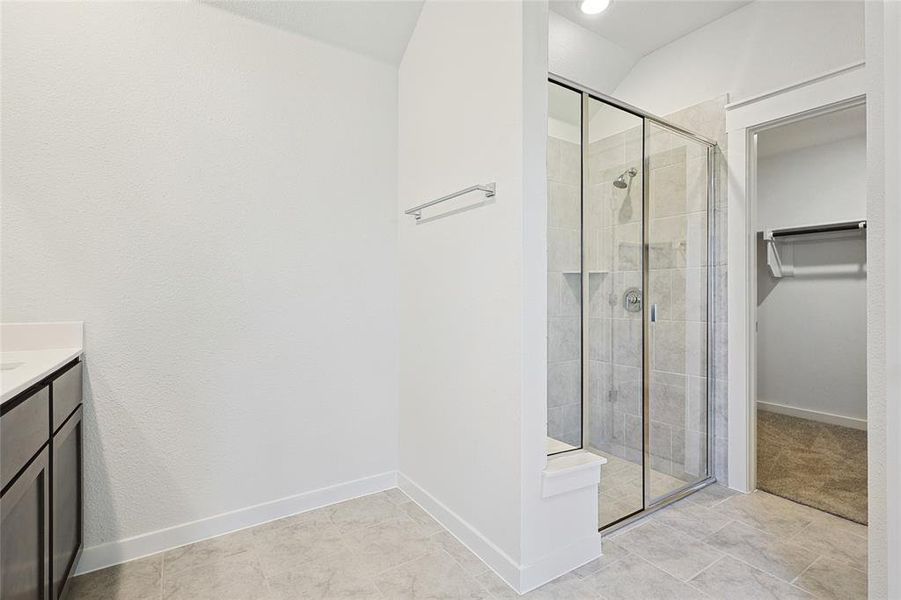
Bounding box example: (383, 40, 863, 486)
(752, 102, 867, 524)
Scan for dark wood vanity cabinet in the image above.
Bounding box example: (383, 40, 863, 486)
(1, 360, 83, 600)
(0, 447, 50, 600)
(51, 404, 82, 600)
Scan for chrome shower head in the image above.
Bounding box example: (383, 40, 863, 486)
(613, 167, 638, 189)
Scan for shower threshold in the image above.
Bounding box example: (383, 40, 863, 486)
(600, 475, 718, 535)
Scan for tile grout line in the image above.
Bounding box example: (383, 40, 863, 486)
(683, 555, 730, 595)
(168, 489, 423, 596)
(425, 529, 493, 579)
(790, 556, 821, 593)
(711, 499, 816, 541)
(616, 552, 715, 598)
(703, 517, 736, 537)
(695, 552, 824, 600)
(374, 547, 495, 598)
(618, 518, 727, 584)
(357, 497, 495, 588)
(158, 552, 165, 599)
(576, 551, 631, 580)
(788, 528, 870, 571)
(684, 493, 734, 510)
(698, 515, 827, 586)
(711, 536, 823, 586)
(645, 515, 730, 556)
(88, 487, 866, 599)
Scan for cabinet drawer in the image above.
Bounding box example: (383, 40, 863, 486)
(51, 361, 82, 434)
(1, 385, 50, 491)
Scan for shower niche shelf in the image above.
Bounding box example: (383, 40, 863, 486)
(562, 270, 609, 276)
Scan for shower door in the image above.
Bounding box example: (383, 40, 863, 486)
(583, 96, 646, 527)
(547, 78, 715, 531)
(644, 122, 713, 504)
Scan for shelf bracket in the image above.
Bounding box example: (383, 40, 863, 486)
(763, 229, 794, 278)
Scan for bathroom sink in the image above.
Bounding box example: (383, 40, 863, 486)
(0, 362, 24, 371)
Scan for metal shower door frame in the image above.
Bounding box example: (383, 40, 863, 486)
(548, 73, 719, 532)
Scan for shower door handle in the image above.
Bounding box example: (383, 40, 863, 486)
(650, 303, 658, 323)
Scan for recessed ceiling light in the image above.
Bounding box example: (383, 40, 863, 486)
(580, 0, 611, 15)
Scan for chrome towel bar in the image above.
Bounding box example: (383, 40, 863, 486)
(405, 182, 496, 221)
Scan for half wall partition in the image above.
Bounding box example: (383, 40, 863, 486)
(547, 76, 717, 530)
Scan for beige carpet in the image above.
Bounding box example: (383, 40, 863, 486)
(757, 410, 867, 524)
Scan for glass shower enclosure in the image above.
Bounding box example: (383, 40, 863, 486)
(546, 77, 717, 530)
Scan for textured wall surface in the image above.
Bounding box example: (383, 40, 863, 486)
(1, 2, 399, 551)
(614, 1, 865, 116)
(397, 0, 525, 565)
(864, 2, 897, 596)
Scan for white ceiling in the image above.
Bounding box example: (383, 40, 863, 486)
(549, 0, 752, 57)
(207, 1, 424, 65)
(757, 104, 867, 158)
(209, 1, 753, 68)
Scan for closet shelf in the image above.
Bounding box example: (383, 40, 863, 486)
(760, 219, 866, 239)
(761, 220, 866, 278)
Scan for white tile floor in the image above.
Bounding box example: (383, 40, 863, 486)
(69, 485, 867, 599)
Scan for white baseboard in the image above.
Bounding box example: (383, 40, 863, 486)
(79, 469, 598, 594)
(75, 471, 397, 576)
(757, 400, 867, 430)
(519, 531, 602, 593)
(396, 472, 602, 595)
(396, 472, 522, 590)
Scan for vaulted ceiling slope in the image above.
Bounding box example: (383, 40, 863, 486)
(550, 0, 752, 57)
(209, 1, 753, 69)
(207, 0, 425, 65)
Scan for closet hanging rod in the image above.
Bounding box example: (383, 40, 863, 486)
(405, 182, 496, 221)
(766, 220, 866, 239)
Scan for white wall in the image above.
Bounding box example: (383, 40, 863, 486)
(397, 0, 525, 573)
(755, 135, 867, 425)
(865, 1, 901, 597)
(548, 10, 638, 95)
(614, 1, 865, 116)
(522, 1, 603, 587)
(1, 1, 399, 568)
(757, 136, 867, 229)
(397, 2, 601, 592)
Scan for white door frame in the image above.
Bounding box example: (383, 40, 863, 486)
(724, 62, 867, 492)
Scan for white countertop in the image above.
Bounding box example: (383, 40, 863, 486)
(1, 322, 84, 405)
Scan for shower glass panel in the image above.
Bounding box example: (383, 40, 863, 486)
(584, 97, 645, 527)
(646, 122, 711, 502)
(547, 81, 583, 455)
(546, 77, 715, 531)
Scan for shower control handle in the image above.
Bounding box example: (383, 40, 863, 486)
(650, 303, 658, 323)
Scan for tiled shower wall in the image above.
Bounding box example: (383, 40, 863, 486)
(546, 97, 729, 484)
(547, 135, 582, 448)
(643, 121, 712, 485)
(666, 97, 729, 484)
(583, 122, 644, 468)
